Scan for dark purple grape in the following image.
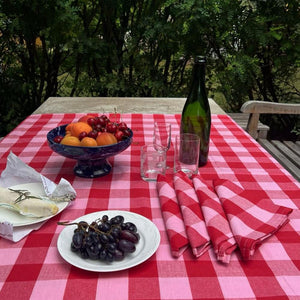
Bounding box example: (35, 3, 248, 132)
(78, 221, 89, 230)
(72, 232, 84, 249)
(95, 242, 103, 252)
(118, 239, 136, 253)
(79, 248, 89, 259)
(102, 215, 109, 223)
(106, 252, 114, 262)
(107, 234, 116, 243)
(98, 222, 111, 232)
(85, 235, 94, 247)
(99, 249, 107, 260)
(120, 230, 139, 244)
(111, 227, 121, 239)
(133, 232, 140, 242)
(86, 244, 100, 260)
(114, 249, 124, 261)
(88, 221, 98, 232)
(107, 243, 117, 254)
(89, 231, 99, 244)
(71, 242, 78, 252)
(100, 234, 110, 244)
(123, 222, 137, 232)
(111, 215, 124, 225)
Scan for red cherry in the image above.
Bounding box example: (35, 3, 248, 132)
(53, 135, 64, 143)
(96, 116, 108, 127)
(122, 128, 131, 137)
(106, 122, 117, 133)
(88, 130, 98, 139)
(87, 117, 96, 127)
(78, 131, 88, 141)
(94, 124, 103, 132)
(118, 122, 128, 131)
(100, 115, 109, 121)
(114, 130, 124, 141)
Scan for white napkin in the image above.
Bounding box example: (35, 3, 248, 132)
(0, 152, 76, 242)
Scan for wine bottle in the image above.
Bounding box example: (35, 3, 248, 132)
(180, 56, 211, 166)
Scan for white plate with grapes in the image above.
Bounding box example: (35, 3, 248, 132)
(57, 210, 160, 272)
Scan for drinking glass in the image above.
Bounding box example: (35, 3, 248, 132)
(153, 122, 172, 152)
(140, 144, 166, 181)
(174, 133, 200, 177)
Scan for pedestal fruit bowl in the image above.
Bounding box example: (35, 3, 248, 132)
(47, 115, 133, 178)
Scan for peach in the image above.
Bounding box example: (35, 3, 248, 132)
(96, 132, 117, 146)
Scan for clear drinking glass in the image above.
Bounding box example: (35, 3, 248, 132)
(140, 144, 166, 181)
(174, 133, 200, 177)
(153, 122, 172, 152)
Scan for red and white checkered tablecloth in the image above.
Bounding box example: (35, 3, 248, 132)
(0, 113, 299, 300)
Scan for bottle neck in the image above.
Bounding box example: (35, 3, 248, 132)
(188, 61, 207, 102)
(192, 62, 205, 86)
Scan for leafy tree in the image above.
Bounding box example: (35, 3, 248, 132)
(0, 0, 299, 139)
(0, 0, 79, 135)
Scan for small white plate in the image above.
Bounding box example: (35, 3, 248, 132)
(57, 210, 160, 272)
(0, 183, 70, 227)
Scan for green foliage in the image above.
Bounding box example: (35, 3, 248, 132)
(0, 0, 299, 138)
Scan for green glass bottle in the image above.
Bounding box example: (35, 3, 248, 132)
(180, 56, 211, 166)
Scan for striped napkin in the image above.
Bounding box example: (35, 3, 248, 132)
(157, 172, 211, 258)
(157, 174, 189, 257)
(192, 174, 237, 263)
(214, 179, 293, 260)
(173, 171, 211, 257)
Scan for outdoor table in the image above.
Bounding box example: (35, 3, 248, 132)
(32, 97, 227, 115)
(0, 112, 299, 300)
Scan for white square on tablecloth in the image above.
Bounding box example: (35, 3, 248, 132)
(218, 276, 255, 298)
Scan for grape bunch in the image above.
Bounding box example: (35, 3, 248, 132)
(61, 215, 140, 262)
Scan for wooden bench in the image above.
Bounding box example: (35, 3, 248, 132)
(228, 113, 270, 138)
(241, 100, 300, 181)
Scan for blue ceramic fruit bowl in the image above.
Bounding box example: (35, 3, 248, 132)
(47, 124, 133, 178)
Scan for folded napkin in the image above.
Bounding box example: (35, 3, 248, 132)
(157, 174, 189, 257)
(192, 175, 237, 263)
(0, 152, 76, 242)
(214, 179, 293, 260)
(157, 172, 211, 258)
(173, 171, 210, 257)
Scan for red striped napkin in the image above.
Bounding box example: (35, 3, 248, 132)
(192, 175, 237, 263)
(157, 174, 189, 257)
(214, 179, 293, 260)
(157, 172, 211, 258)
(173, 171, 211, 257)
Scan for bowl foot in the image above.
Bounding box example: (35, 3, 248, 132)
(74, 159, 112, 178)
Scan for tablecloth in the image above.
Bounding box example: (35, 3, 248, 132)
(0, 113, 299, 300)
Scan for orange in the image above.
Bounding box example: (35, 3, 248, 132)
(60, 136, 81, 146)
(96, 132, 117, 146)
(70, 122, 93, 138)
(80, 137, 98, 147)
(65, 123, 74, 132)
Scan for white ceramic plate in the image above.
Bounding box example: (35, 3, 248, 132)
(0, 183, 70, 227)
(57, 210, 160, 272)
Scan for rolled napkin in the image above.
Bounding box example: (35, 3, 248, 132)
(192, 175, 237, 263)
(157, 174, 189, 257)
(214, 179, 293, 260)
(0, 187, 59, 217)
(173, 171, 211, 257)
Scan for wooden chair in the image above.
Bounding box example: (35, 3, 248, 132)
(241, 100, 300, 181)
